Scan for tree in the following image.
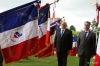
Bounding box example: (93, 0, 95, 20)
(69, 25, 76, 31)
(91, 18, 96, 31)
(90, 18, 100, 44)
(72, 30, 79, 36)
(97, 27, 100, 31)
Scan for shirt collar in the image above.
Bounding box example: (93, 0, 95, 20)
(84, 30, 89, 33)
(61, 29, 65, 31)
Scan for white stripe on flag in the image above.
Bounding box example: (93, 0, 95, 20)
(47, 18, 50, 31)
(0, 20, 38, 49)
(38, 22, 48, 38)
(72, 42, 77, 47)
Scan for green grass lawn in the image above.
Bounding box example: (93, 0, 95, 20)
(4, 55, 94, 66)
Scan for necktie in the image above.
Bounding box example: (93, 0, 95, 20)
(84, 32, 87, 40)
(61, 30, 64, 37)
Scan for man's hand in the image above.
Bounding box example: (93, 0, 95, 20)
(91, 55, 95, 58)
(76, 53, 78, 57)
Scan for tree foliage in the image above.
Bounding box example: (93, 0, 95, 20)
(72, 30, 79, 36)
(91, 18, 96, 31)
(70, 25, 76, 31)
(69, 25, 79, 36)
(97, 27, 100, 31)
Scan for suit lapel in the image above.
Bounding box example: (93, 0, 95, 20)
(83, 31, 85, 37)
(59, 29, 61, 38)
(82, 31, 85, 41)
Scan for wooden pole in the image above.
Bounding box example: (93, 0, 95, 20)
(50, 0, 59, 5)
(60, 16, 64, 20)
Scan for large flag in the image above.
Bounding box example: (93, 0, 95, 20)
(38, 3, 50, 58)
(37, 18, 61, 58)
(0, 1, 39, 64)
(41, 19, 61, 57)
(38, 12, 54, 58)
(68, 35, 77, 56)
(96, 3, 100, 26)
(94, 32, 100, 66)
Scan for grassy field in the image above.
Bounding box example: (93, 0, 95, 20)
(4, 55, 94, 66)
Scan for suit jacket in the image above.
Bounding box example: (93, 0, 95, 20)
(54, 28, 73, 52)
(77, 30, 96, 56)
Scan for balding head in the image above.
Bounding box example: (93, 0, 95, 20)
(60, 21, 67, 29)
(84, 21, 91, 31)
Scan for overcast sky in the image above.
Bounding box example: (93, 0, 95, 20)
(0, 0, 99, 31)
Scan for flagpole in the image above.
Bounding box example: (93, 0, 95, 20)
(90, 0, 99, 45)
(90, 0, 99, 6)
(50, 0, 59, 5)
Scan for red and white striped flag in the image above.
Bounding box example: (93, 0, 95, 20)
(94, 32, 100, 66)
(96, 3, 100, 26)
(46, 17, 50, 47)
(38, 4, 54, 58)
(38, 3, 51, 58)
(38, 15, 54, 58)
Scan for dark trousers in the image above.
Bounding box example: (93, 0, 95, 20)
(79, 53, 91, 66)
(57, 51, 68, 66)
(0, 51, 3, 66)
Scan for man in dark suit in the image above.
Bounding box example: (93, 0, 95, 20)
(0, 50, 3, 66)
(54, 21, 73, 66)
(77, 21, 96, 66)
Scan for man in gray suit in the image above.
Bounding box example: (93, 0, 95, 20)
(77, 21, 96, 66)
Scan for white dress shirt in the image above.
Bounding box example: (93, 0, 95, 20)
(84, 30, 89, 37)
(61, 29, 65, 34)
